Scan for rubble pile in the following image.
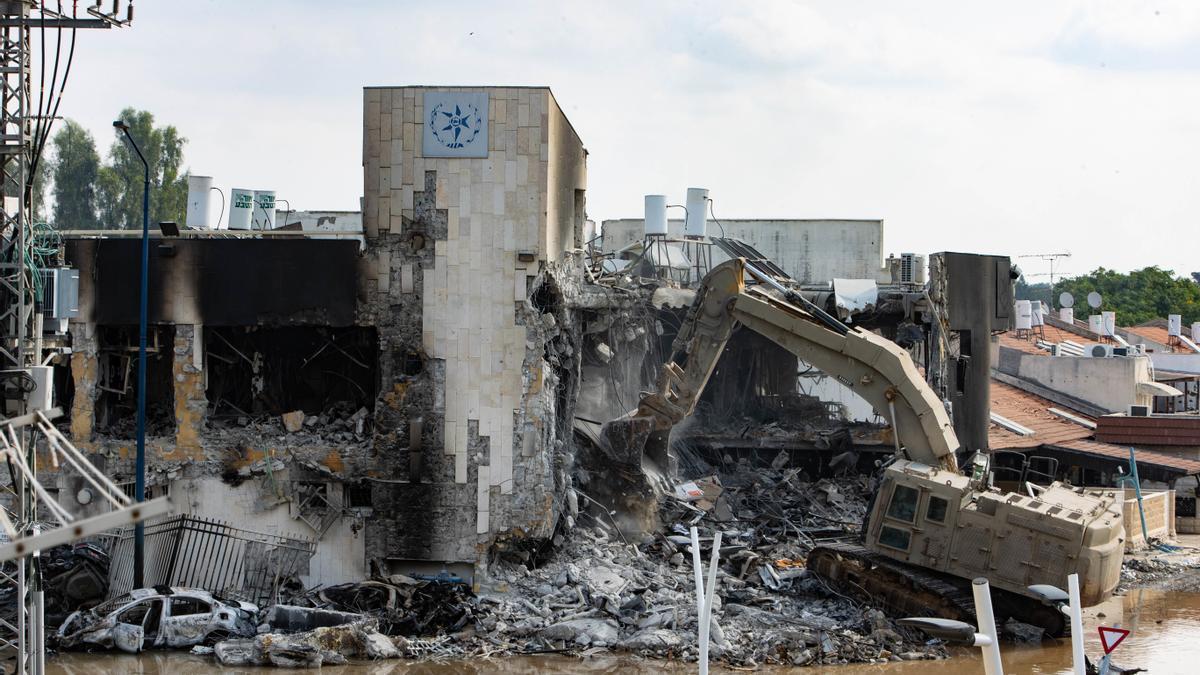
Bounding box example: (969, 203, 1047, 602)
(208, 401, 373, 448)
(213, 618, 401, 668)
(469, 467, 944, 667)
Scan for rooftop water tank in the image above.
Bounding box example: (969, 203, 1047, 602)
(1088, 314, 1103, 335)
(1101, 311, 1116, 336)
(684, 187, 708, 238)
(252, 190, 276, 230)
(1059, 307, 1074, 323)
(185, 175, 213, 229)
(1168, 314, 1182, 336)
(644, 195, 667, 236)
(229, 188, 253, 230)
(1014, 300, 1032, 330)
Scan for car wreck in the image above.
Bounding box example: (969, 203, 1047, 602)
(55, 586, 258, 653)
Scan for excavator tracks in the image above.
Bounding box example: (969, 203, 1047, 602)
(807, 541, 1067, 637)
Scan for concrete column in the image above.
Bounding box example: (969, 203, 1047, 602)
(173, 324, 207, 458)
(69, 322, 98, 442)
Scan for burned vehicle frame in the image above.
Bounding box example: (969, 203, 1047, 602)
(56, 586, 258, 653)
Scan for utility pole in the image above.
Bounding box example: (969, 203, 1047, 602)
(1018, 252, 1072, 306)
(0, 4, 131, 674)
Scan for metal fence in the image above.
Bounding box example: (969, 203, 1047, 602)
(107, 515, 316, 605)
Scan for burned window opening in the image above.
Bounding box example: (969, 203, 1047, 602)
(96, 325, 175, 438)
(346, 482, 373, 509)
(530, 276, 562, 315)
(204, 327, 378, 425)
(396, 350, 425, 377)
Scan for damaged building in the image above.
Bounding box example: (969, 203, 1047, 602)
(47, 86, 589, 587)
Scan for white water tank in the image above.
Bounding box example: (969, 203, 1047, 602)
(185, 175, 213, 229)
(684, 187, 708, 238)
(252, 190, 276, 230)
(1031, 300, 1044, 326)
(229, 188, 254, 230)
(1168, 314, 1182, 336)
(1102, 311, 1116, 336)
(644, 195, 668, 236)
(1193, 321, 1200, 342)
(1060, 307, 1074, 323)
(1089, 314, 1103, 334)
(1014, 300, 1033, 330)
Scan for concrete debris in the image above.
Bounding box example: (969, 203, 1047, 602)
(214, 619, 395, 667)
(1002, 618, 1045, 644)
(281, 410, 306, 433)
(461, 467, 947, 668)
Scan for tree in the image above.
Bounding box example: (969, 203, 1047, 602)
(96, 108, 188, 229)
(50, 120, 101, 229)
(1015, 278, 1053, 307)
(1056, 267, 1200, 326)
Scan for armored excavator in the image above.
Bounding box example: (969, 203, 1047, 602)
(602, 257, 1124, 635)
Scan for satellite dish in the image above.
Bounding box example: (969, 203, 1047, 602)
(1059, 292, 1074, 308)
(1087, 292, 1102, 309)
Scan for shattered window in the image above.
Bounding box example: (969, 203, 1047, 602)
(170, 597, 211, 617)
(879, 525, 912, 551)
(116, 601, 152, 625)
(885, 485, 919, 523)
(927, 496, 949, 523)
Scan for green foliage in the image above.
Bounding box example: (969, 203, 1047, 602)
(1056, 267, 1200, 326)
(95, 108, 188, 229)
(50, 120, 101, 229)
(1015, 278, 1053, 307)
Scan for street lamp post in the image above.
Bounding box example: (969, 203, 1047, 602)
(114, 120, 150, 588)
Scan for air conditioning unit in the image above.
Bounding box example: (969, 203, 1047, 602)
(1126, 344, 1145, 356)
(1088, 344, 1113, 358)
(39, 268, 80, 319)
(1112, 346, 1129, 357)
(899, 253, 926, 284)
(1128, 404, 1150, 417)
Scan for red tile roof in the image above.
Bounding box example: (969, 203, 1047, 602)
(989, 380, 1094, 449)
(1124, 325, 1181, 352)
(1050, 438, 1200, 474)
(1095, 413, 1200, 446)
(997, 325, 1081, 355)
(990, 379, 1200, 474)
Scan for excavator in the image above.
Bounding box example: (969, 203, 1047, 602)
(602, 257, 1125, 635)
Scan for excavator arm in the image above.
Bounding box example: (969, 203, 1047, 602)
(631, 258, 960, 472)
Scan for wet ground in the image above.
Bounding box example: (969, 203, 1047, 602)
(44, 586, 1200, 674)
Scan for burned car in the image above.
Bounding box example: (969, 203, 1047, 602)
(56, 586, 258, 652)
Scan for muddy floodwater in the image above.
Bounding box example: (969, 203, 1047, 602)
(46, 588, 1200, 674)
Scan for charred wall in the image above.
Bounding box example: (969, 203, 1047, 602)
(64, 238, 359, 326)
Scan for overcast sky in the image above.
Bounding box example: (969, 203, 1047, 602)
(54, 1, 1200, 280)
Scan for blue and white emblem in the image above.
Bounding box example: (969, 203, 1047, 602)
(422, 92, 489, 158)
(430, 102, 481, 149)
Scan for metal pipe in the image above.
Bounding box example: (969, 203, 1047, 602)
(1068, 573, 1085, 675)
(971, 578, 1004, 675)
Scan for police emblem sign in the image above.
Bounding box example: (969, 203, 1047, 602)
(422, 92, 489, 158)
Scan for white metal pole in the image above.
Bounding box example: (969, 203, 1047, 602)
(1068, 574, 1085, 675)
(699, 531, 722, 675)
(689, 526, 705, 614)
(972, 578, 1004, 675)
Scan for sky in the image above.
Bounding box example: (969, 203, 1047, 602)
(46, 0, 1200, 280)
